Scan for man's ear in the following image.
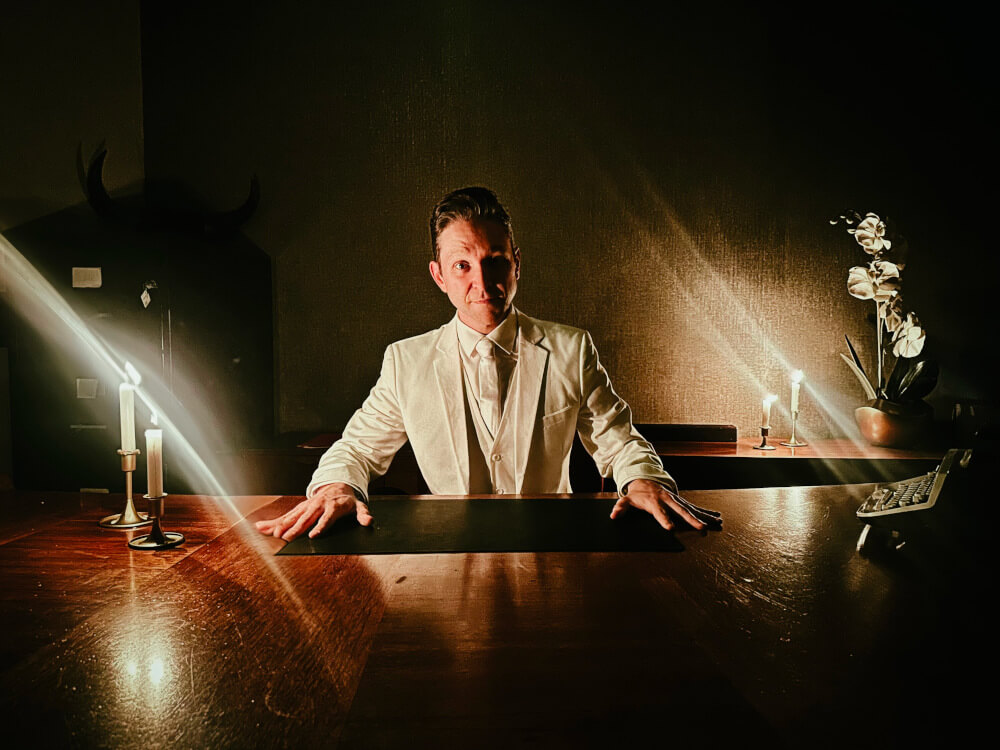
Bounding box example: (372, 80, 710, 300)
(429, 260, 447, 292)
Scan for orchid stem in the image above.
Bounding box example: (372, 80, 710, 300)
(875, 300, 884, 398)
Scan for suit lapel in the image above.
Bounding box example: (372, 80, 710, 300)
(512, 312, 547, 492)
(432, 319, 470, 493)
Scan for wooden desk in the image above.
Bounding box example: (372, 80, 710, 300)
(0, 488, 986, 747)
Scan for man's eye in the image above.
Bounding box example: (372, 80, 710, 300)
(454, 262, 469, 271)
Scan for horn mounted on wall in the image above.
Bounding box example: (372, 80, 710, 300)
(83, 147, 260, 238)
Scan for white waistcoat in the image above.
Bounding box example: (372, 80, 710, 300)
(461, 362, 518, 494)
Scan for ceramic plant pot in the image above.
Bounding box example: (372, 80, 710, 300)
(854, 398, 933, 448)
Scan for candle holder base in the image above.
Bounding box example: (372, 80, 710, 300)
(780, 412, 807, 447)
(754, 427, 776, 450)
(100, 449, 151, 529)
(99, 508, 150, 529)
(127, 527, 185, 550)
(128, 494, 184, 551)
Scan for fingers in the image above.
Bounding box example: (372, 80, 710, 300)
(648, 498, 674, 531)
(662, 496, 704, 531)
(669, 490, 722, 519)
(613, 493, 673, 530)
(611, 486, 722, 532)
(355, 501, 374, 527)
(610, 496, 629, 519)
(253, 507, 301, 538)
(254, 487, 375, 541)
(279, 502, 324, 541)
(308, 502, 339, 539)
(677, 498, 721, 518)
(255, 510, 294, 533)
(684, 504, 723, 527)
(668, 491, 723, 527)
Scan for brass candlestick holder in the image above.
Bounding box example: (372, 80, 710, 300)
(99, 449, 152, 528)
(781, 411, 808, 447)
(754, 426, 776, 450)
(128, 494, 185, 550)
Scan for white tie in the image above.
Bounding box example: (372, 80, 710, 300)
(476, 337, 500, 436)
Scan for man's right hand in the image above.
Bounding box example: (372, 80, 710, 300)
(254, 482, 373, 541)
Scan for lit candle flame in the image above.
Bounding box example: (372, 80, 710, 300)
(124, 361, 142, 386)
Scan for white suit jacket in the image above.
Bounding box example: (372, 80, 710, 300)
(307, 309, 676, 499)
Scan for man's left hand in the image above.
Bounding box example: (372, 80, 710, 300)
(610, 478, 722, 532)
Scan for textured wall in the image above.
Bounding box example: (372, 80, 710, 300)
(140, 1, 995, 441)
(0, 2, 144, 231)
(0, 1, 144, 480)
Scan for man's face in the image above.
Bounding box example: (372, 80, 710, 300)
(429, 217, 520, 334)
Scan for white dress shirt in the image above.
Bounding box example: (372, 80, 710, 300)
(456, 310, 519, 425)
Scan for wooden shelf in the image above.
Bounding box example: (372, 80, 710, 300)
(652, 436, 945, 459)
(647, 436, 945, 489)
(223, 433, 948, 494)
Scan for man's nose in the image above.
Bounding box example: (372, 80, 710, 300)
(470, 261, 489, 289)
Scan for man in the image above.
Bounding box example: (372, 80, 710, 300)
(256, 187, 720, 541)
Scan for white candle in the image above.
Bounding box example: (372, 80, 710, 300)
(146, 429, 163, 496)
(790, 370, 803, 414)
(761, 394, 777, 428)
(119, 383, 136, 451)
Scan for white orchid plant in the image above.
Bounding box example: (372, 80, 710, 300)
(832, 211, 937, 404)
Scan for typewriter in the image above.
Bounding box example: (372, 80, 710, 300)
(855, 447, 974, 553)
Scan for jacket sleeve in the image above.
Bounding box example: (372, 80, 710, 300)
(574, 331, 678, 494)
(306, 344, 409, 501)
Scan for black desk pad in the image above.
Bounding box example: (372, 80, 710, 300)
(276, 496, 684, 555)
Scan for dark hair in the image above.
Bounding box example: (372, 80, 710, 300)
(429, 186, 517, 262)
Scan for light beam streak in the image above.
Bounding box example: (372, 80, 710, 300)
(3, 229, 372, 657)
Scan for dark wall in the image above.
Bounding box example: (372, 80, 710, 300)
(1, 1, 145, 485)
(134, 1, 997, 440)
(0, 1, 144, 231)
